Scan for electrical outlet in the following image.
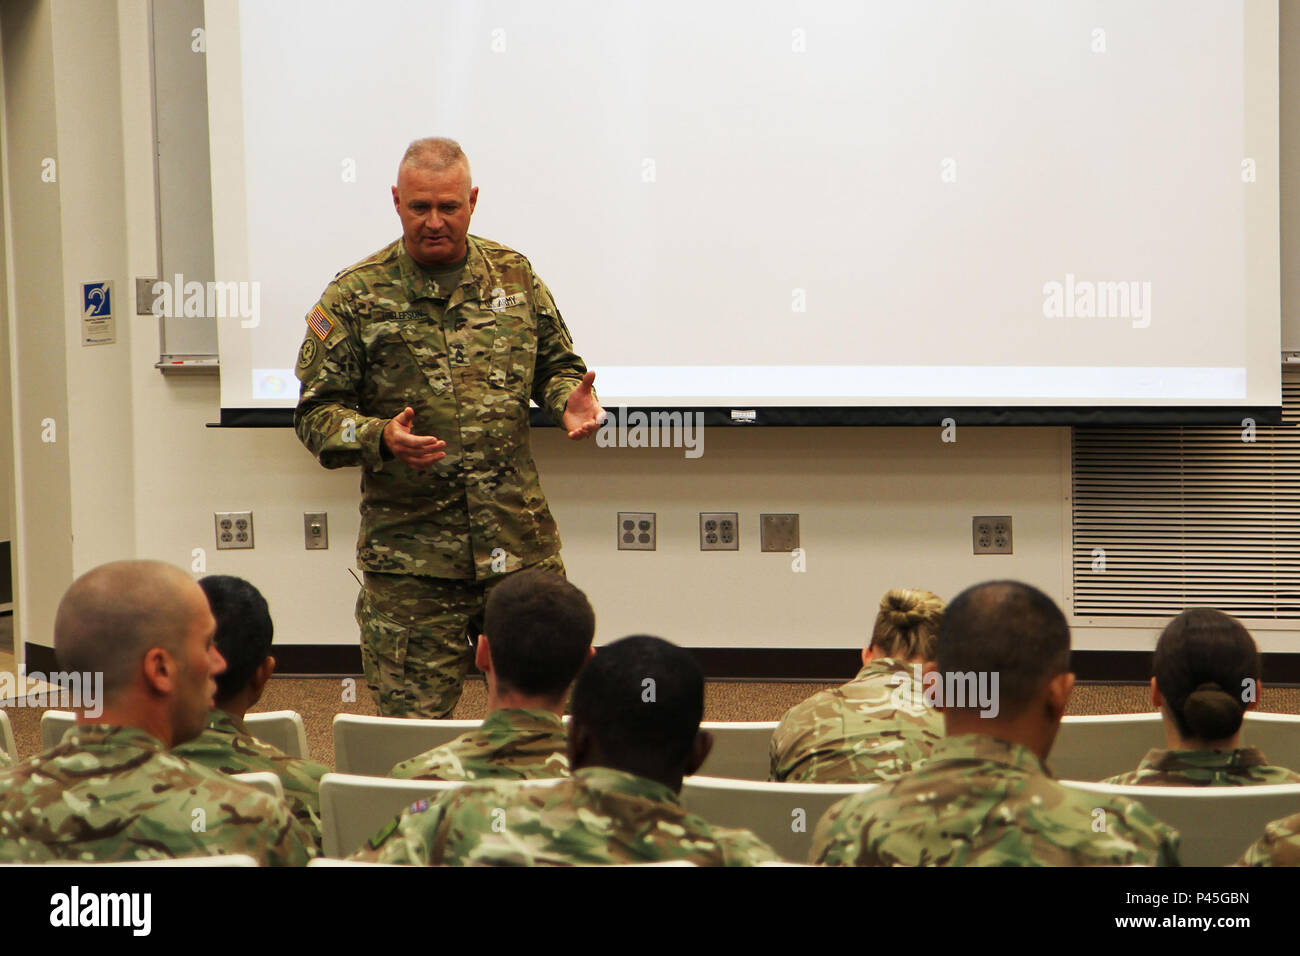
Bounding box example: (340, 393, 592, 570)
(215, 511, 254, 550)
(617, 512, 656, 550)
(700, 512, 739, 551)
(973, 515, 1012, 554)
(304, 512, 328, 550)
(760, 514, 800, 552)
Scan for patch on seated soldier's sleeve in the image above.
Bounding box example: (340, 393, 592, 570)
(409, 799, 430, 814)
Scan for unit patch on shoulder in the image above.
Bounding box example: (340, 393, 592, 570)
(307, 304, 335, 341)
(297, 338, 318, 370)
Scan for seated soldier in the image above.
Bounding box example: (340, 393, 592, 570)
(811, 580, 1181, 867)
(173, 574, 331, 846)
(1105, 608, 1300, 786)
(353, 635, 780, 865)
(390, 569, 594, 781)
(0, 561, 315, 864)
(770, 587, 944, 782)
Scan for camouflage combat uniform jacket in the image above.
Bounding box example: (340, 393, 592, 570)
(294, 235, 589, 581)
(811, 734, 1181, 866)
(352, 766, 781, 866)
(770, 656, 943, 783)
(1236, 808, 1300, 866)
(0, 748, 10, 769)
(173, 709, 329, 847)
(1104, 747, 1300, 787)
(0, 725, 316, 865)
(388, 708, 568, 781)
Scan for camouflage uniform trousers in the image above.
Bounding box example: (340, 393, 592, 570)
(357, 554, 566, 718)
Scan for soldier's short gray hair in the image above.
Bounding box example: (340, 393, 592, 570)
(399, 137, 472, 184)
(55, 561, 203, 703)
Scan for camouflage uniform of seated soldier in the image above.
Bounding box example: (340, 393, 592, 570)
(173, 575, 330, 847)
(0, 561, 315, 865)
(390, 569, 594, 781)
(1104, 608, 1300, 788)
(812, 581, 1181, 867)
(771, 587, 945, 783)
(355, 636, 780, 866)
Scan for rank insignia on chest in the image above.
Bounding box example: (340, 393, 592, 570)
(488, 288, 527, 312)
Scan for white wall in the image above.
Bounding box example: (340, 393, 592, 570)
(4, 0, 1299, 662)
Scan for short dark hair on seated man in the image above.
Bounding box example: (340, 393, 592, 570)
(939, 580, 1070, 717)
(483, 570, 595, 699)
(1154, 608, 1258, 743)
(198, 575, 273, 703)
(570, 635, 703, 773)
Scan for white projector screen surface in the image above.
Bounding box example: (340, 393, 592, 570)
(205, 0, 1280, 414)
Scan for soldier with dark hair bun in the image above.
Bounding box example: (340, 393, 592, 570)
(1106, 608, 1300, 787)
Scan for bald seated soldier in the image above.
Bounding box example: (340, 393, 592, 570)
(0, 561, 316, 865)
(812, 581, 1181, 867)
(390, 570, 594, 781)
(173, 575, 330, 847)
(354, 636, 781, 865)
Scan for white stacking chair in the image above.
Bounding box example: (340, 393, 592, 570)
(1241, 712, 1300, 772)
(1050, 713, 1165, 782)
(318, 772, 465, 858)
(243, 710, 309, 759)
(231, 771, 285, 802)
(42, 709, 308, 759)
(694, 721, 779, 781)
(679, 775, 872, 864)
(0, 855, 261, 867)
(0, 711, 15, 761)
(332, 714, 482, 776)
(1061, 780, 1300, 866)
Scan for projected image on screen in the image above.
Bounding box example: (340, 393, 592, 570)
(207, 0, 1279, 412)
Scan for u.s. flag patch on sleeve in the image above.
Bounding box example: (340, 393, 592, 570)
(307, 304, 335, 341)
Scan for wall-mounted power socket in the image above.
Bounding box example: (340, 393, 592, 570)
(973, 515, 1012, 554)
(215, 511, 254, 550)
(700, 512, 739, 551)
(617, 512, 656, 550)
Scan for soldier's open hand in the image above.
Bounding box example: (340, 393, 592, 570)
(563, 371, 605, 440)
(384, 407, 447, 468)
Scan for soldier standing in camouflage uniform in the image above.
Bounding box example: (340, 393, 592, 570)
(295, 137, 602, 718)
(1104, 608, 1300, 787)
(0, 562, 316, 865)
(812, 581, 1181, 866)
(174, 575, 330, 847)
(770, 587, 945, 783)
(354, 636, 780, 865)
(390, 570, 593, 780)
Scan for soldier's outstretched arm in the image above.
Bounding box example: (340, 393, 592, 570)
(293, 290, 391, 470)
(530, 274, 592, 426)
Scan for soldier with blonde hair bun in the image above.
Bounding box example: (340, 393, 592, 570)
(769, 587, 945, 783)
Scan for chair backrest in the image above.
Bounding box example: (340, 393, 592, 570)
(319, 772, 464, 858)
(0, 711, 15, 760)
(244, 710, 309, 759)
(232, 771, 285, 802)
(694, 721, 779, 781)
(332, 714, 481, 776)
(1061, 780, 1300, 866)
(39, 710, 76, 751)
(1241, 712, 1300, 773)
(679, 775, 871, 863)
(1050, 713, 1165, 781)
(42, 709, 309, 760)
(0, 855, 261, 867)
